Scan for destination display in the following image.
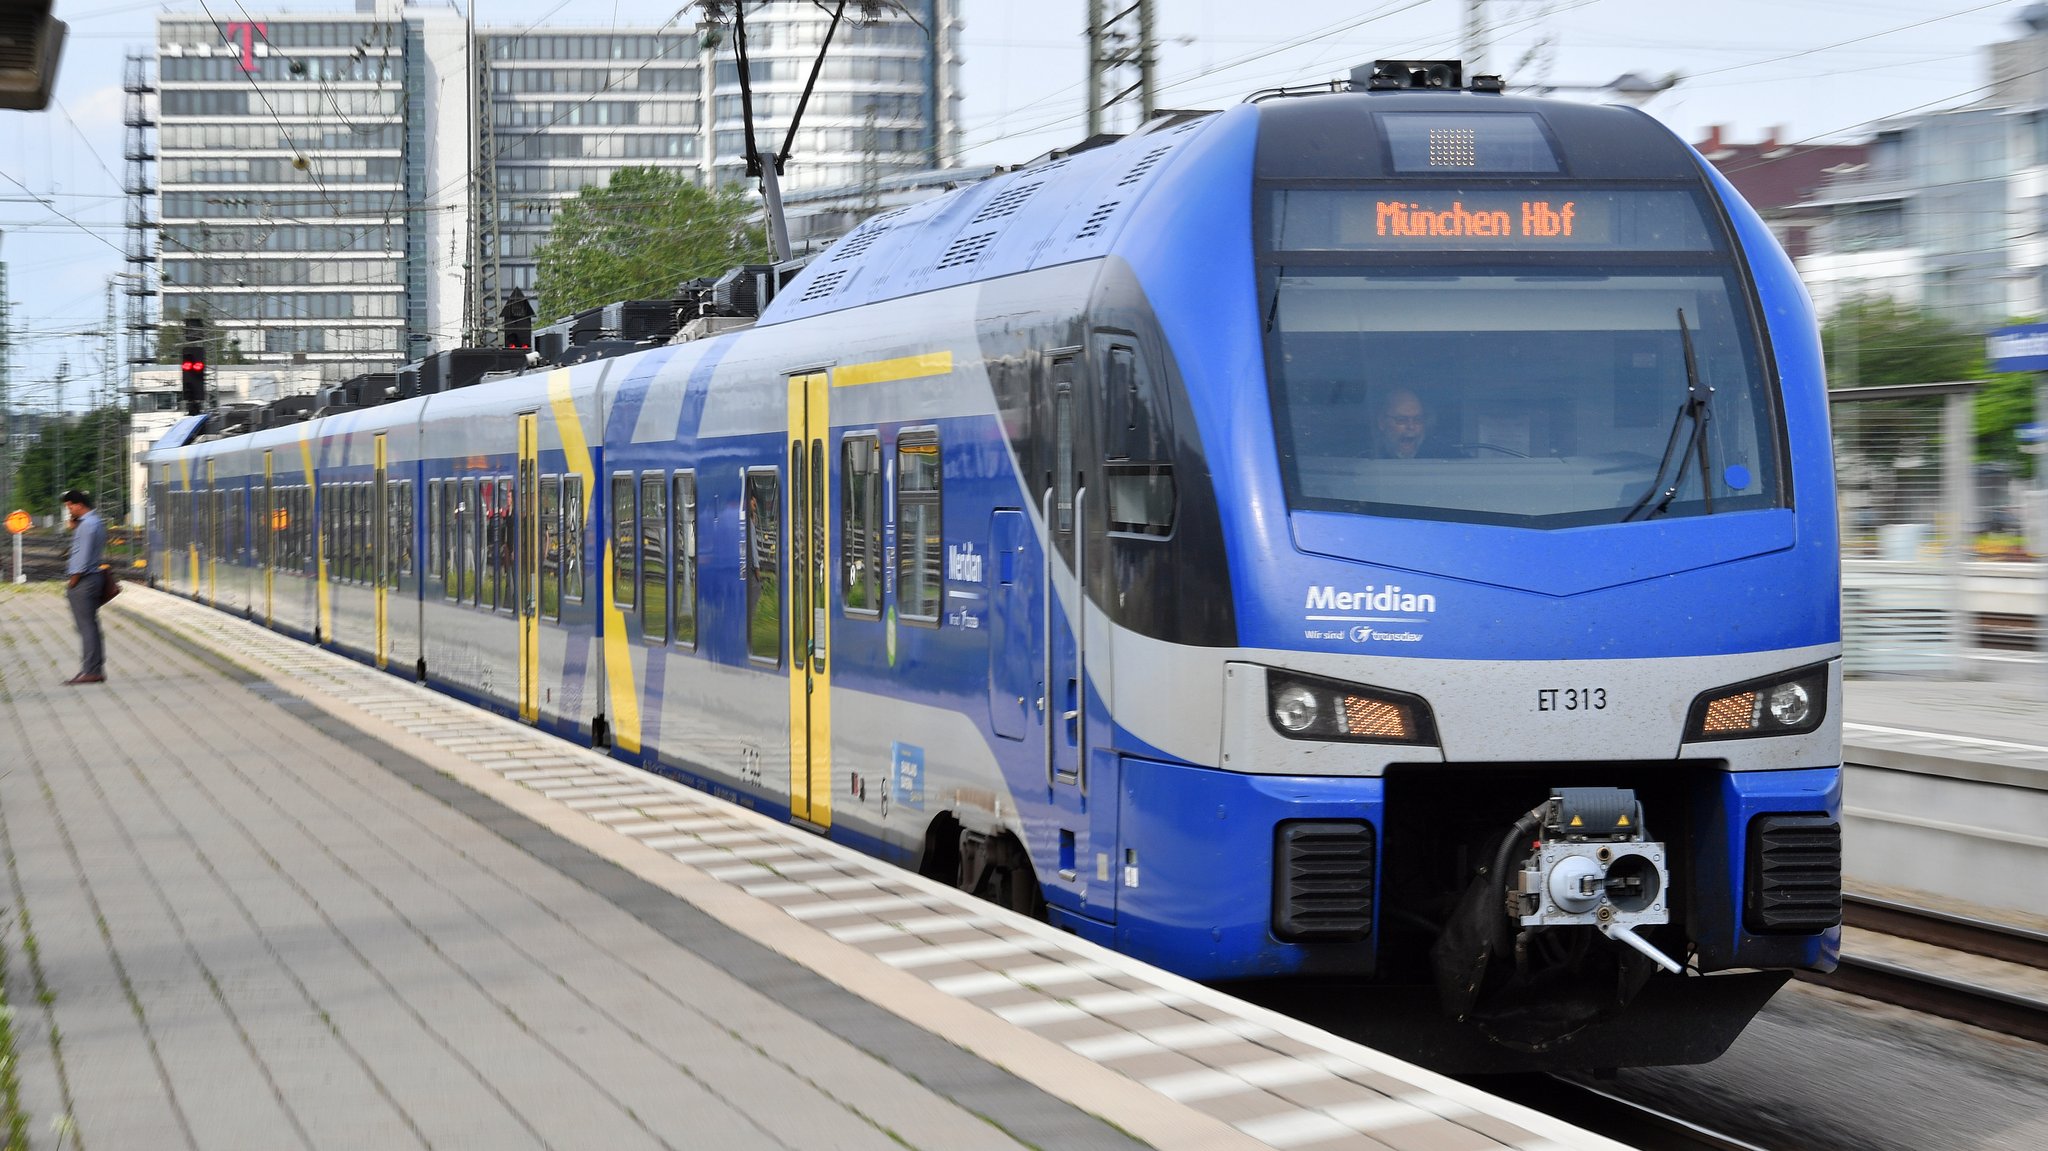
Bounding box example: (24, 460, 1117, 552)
(1268, 188, 1717, 253)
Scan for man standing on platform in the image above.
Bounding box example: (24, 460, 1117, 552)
(62, 489, 108, 685)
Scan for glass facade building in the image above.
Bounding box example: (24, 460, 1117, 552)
(156, 13, 409, 368)
(152, 1, 960, 373)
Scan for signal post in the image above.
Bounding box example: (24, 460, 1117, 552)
(7, 508, 28, 584)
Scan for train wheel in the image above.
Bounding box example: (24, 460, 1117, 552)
(958, 828, 1045, 921)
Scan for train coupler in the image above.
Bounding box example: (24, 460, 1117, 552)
(1508, 788, 1682, 974)
(1433, 786, 1684, 1048)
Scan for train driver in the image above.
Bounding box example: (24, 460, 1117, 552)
(1373, 387, 1437, 459)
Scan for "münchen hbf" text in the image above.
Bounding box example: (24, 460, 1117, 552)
(1376, 200, 1577, 239)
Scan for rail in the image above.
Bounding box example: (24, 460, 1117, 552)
(1479, 1075, 1775, 1151)
(1795, 894, 2048, 1045)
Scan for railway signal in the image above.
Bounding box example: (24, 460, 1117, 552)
(500, 288, 535, 351)
(180, 316, 206, 415)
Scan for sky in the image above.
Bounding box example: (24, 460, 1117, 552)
(0, 0, 2035, 414)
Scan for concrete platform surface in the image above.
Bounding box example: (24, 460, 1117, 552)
(1843, 677, 2048, 774)
(0, 584, 1622, 1151)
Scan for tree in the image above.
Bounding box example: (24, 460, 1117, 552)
(1820, 297, 1979, 390)
(534, 168, 768, 321)
(1821, 297, 2035, 477)
(13, 405, 131, 521)
(1974, 368, 2037, 477)
(153, 311, 246, 365)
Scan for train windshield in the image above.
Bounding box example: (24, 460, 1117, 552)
(1260, 186, 1783, 529)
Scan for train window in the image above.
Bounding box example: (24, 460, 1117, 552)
(1101, 340, 1182, 537)
(362, 482, 374, 583)
(1054, 375, 1076, 535)
(331, 485, 342, 581)
(495, 477, 515, 613)
(640, 472, 668, 643)
(353, 483, 367, 584)
(1107, 464, 1177, 538)
(671, 471, 696, 646)
(841, 435, 880, 616)
(437, 483, 453, 598)
(393, 481, 412, 584)
(563, 475, 585, 604)
(338, 485, 350, 582)
(809, 440, 825, 672)
(1259, 264, 1783, 528)
(459, 477, 478, 604)
(472, 481, 486, 605)
(230, 488, 245, 563)
(438, 480, 453, 590)
(341, 484, 355, 583)
(427, 479, 441, 580)
(744, 469, 780, 663)
(1103, 342, 1173, 464)
(895, 431, 942, 625)
(354, 481, 366, 581)
(478, 478, 494, 607)
(481, 478, 496, 607)
(540, 475, 562, 621)
(791, 441, 808, 670)
(374, 476, 388, 589)
(610, 474, 635, 610)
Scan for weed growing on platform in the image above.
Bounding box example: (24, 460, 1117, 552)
(11, 896, 68, 1148)
(0, 917, 30, 1150)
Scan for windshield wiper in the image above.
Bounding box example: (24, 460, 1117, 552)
(1624, 308, 1715, 521)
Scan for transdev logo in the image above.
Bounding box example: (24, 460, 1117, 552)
(1304, 584, 1437, 615)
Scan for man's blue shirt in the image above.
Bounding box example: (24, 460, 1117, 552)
(66, 510, 106, 576)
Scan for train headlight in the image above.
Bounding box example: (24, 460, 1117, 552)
(1766, 682, 1812, 728)
(1273, 683, 1322, 734)
(1685, 664, 1829, 741)
(1266, 671, 1437, 745)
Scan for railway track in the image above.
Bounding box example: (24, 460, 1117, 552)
(1479, 1074, 1774, 1151)
(1796, 894, 2048, 1045)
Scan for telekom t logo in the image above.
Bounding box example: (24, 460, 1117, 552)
(223, 21, 267, 72)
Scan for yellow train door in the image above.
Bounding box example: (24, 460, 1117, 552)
(517, 412, 540, 723)
(787, 373, 832, 829)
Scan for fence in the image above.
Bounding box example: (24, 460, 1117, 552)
(1831, 382, 1980, 678)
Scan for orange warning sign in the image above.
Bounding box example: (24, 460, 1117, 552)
(5, 510, 29, 535)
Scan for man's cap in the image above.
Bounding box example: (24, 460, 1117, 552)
(61, 489, 93, 507)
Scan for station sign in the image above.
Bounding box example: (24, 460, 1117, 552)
(5, 510, 28, 535)
(1986, 323, 2048, 373)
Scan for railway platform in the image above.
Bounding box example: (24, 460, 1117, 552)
(0, 583, 1619, 1151)
(1839, 677, 2048, 921)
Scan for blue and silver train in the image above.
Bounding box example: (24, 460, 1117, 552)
(146, 66, 1842, 1071)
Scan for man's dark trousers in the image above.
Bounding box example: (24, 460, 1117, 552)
(68, 571, 105, 678)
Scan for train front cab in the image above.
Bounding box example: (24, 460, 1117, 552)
(1067, 89, 1845, 1071)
